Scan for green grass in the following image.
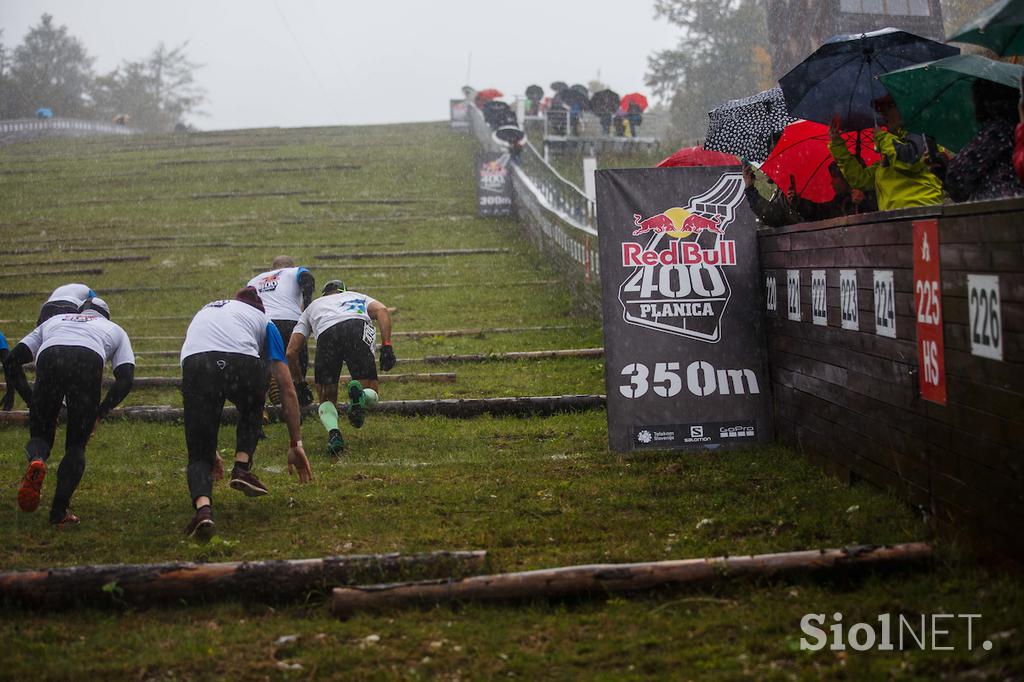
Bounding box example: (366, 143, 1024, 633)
(1, 122, 1022, 679)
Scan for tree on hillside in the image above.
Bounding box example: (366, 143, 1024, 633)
(92, 42, 206, 131)
(646, 0, 772, 145)
(0, 31, 11, 119)
(7, 14, 94, 118)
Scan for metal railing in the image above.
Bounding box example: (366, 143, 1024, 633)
(0, 118, 134, 136)
(466, 99, 600, 288)
(541, 109, 666, 142)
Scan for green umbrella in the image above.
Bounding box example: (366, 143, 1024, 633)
(948, 0, 1024, 55)
(878, 54, 1023, 152)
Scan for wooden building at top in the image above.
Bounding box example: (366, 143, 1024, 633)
(765, 0, 948, 79)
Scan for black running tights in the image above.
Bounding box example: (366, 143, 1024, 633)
(28, 345, 103, 521)
(182, 352, 265, 504)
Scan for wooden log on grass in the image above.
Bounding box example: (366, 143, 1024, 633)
(251, 264, 438, 272)
(4, 255, 149, 267)
(315, 248, 509, 260)
(419, 348, 604, 363)
(330, 543, 933, 616)
(0, 395, 605, 425)
(0, 550, 487, 609)
(0, 285, 190, 300)
(0, 267, 103, 279)
(2, 373, 457, 390)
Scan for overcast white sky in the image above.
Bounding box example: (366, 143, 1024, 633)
(1, 1, 680, 131)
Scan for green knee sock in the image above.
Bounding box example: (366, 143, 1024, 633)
(318, 401, 339, 432)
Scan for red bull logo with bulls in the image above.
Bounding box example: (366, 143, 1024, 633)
(617, 173, 746, 343)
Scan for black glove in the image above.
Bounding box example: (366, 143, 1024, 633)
(379, 344, 396, 372)
(294, 380, 314, 407)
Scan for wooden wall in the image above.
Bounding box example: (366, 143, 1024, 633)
(758, 199, 1024, 560)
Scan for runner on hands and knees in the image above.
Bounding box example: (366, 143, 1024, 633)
(3, 298, 135, 526)
(180, 286, 312, 540)
(287, 280, 395, 456)
(1, 330, 33, 411)
(38, 283, 97, 325)
(247, 256, 316, 413)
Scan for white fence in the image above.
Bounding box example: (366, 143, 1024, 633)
(467, 101, 600, 301)
(0, 118, 134, 138)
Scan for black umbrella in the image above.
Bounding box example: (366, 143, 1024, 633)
(570, 83, 590, 98)
(590, 89, 621, 114)
(482, 101, 516, 129)
(780, 28, 959, 131)
(550, 81, 569, 92)
(704, 87, 796, 164)
(525, 84, 544, 101)
(554, 87, 589, 112)
(493, 125, 526, 147)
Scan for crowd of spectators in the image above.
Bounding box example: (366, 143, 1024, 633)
(745, 81, 1024, 228)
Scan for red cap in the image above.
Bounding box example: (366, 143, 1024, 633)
(235, 286, 265, 313)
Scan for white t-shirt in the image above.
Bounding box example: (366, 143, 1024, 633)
(46, 283, 96, 306)
(294, 291, 378, 339)
(20, 310, 134, 368)
(180, 299, 285, 363)
(246, 267, 310, 322)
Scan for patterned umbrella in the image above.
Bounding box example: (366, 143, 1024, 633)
(704, 87, 796, 164)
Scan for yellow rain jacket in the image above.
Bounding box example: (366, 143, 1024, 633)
(829, 129, 945, 211)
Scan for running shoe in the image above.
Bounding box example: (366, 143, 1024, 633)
(327, 429, 345, 456)
(229, 467, 269, 497)
(184, 506, 215, 541)
(17, 459, 46, 512)
(346, 380, 366, 429)
(51, 510, 81, 528)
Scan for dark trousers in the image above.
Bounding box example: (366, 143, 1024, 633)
(182, 352, 265, 504)
(28, 345, 103, 521)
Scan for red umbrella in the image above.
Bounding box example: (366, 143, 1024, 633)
(759, 120, 880, 203)
(657, 146, 739, 168)
(474, 89, 503, 108)
(620, 92, 648, 112)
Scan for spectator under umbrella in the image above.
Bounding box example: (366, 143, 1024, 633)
(570, 84, 590, 100)
(474, 88, 503, 108)
(552, 87, 589, 136)
(590, 89, 621, 134)
(945, 79, 1024, 202)
(525, 84, 544, 115)
(761, 119, 880, 203)
(617, 93, 648, 137)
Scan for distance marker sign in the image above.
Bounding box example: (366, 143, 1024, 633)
(596, 167, 773, 452)
(913, 219, 946, 404)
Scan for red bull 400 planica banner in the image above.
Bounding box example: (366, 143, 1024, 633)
(476, 151, 514, 217)
(596, 167, 774, 452)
